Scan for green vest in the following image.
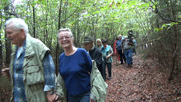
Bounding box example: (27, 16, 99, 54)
(9, 34, 50, 102)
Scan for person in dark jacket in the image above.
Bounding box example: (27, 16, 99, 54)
(83, 36, 105, 80)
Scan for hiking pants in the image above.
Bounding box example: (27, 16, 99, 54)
(124, 49, 133, 65)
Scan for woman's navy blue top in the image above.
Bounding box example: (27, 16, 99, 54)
(59, 48, 92, 96)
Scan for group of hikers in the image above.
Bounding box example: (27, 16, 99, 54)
(1, 18, 137, 102)
(114, 30, 137, 67)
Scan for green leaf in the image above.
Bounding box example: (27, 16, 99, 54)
(154, 28, 159, 32)
(170, 22, 178, 27)
(161, 24, 167, 28)
(93, 11, 100, 15)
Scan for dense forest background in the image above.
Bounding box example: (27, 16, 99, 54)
(0, 0, 180, 101)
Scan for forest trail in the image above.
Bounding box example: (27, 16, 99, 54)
(0, 54, 181, 102)
(105, 54, 181, 102)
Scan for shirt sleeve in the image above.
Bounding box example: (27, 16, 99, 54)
(133, 39, 137, 46)
(84, 50, 92, 73)
(94, 50, 102, 65)
(42, 52, 56, 91)
(109, 46, 113, 54)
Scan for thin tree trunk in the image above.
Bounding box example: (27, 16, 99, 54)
(0, 11, 3, 70)
(56, 0, 62, 74)
(76, 13, 80, 47)
(45, 12, 48, 44)
(168, 0, 178, 81)
(33, 0, 36, 38)
(4, 4, 11, 67)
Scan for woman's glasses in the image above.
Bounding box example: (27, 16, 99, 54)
(59, 36, 72, 40)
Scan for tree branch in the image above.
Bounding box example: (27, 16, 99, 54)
(149, 0, 181, 25)
(61, 7, 80, 23)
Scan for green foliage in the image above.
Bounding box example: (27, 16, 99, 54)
(0, 0, 156, 48)
(154, 22, 179, 32)
(0, 0, 9, 10)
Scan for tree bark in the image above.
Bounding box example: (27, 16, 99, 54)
(55, 0, 63, 74)
(0, 11, 3, 70)
(33, 0, 36, 38)
(168, 0, 178, 81)
(4, 3, 11, 67)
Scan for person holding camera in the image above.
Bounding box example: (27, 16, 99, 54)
(122, 30, 134, 67)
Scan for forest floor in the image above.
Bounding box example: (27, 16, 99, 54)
(0, 54, 181, 102)
(105, 54, 181, 102)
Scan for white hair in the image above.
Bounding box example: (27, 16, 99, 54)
(57, 28, 73, 38)
(5, 18, 28, 34)
(118, 35, 122, 38)
(96, 39, 101, 43)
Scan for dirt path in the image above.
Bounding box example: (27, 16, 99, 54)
(0, 54, 180, 102)
(105, 54, 181, 102)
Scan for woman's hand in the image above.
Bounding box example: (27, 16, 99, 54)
(47, 93, 59, 102)
(90, 99, 96, 102)
(106, 56, 109, 59)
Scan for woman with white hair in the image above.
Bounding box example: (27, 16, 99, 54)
(56, 28, 94, 102)
(96, 39, 103, 50)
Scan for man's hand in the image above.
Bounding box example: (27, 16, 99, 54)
(1, 68, 10, 77)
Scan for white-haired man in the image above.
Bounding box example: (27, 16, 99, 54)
(2, 18, 57, 102)
(116, 35, 126, 64)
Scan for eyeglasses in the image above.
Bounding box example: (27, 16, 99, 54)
(59, 36, 72, 40)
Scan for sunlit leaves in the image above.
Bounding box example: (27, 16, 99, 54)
(154, 28, 162, 32)
(154, 22, 179, 32)
(93, 11, 100, 15)
(0, 0, 10, 10)
(1, 0, 156, 45)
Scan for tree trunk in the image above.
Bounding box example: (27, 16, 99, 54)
(33, 0, 36, 38)
(4, 4, 11, 67)
(168, 0, 178, 81)
(55, 0, 63, 74)
(0, 11, 3, 70)
(76, 13, 80, 47)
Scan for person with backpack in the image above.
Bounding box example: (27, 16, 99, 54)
(131, 37, 137, 55)
(122, 30, 134, 67)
